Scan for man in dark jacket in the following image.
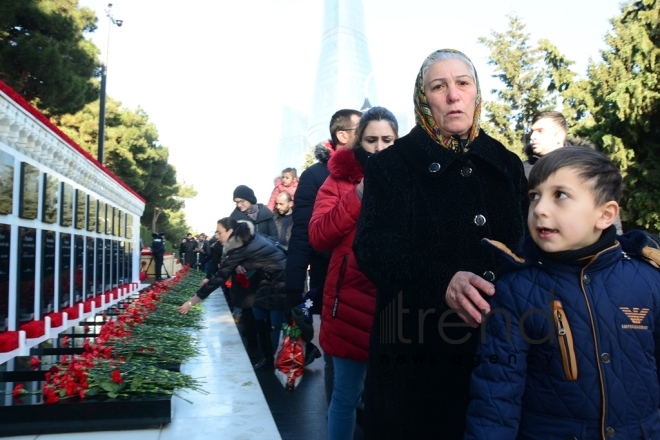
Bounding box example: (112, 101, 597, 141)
(273, 191, 293, 249)
(229, 185, 278, 239)
(180, 233, 197, 267)
(284, 108, 361, 402)
(150, 232, 165, 281)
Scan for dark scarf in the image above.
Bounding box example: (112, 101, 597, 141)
(538, 225, 618, 262)
(353, 147, 372, 169)
(245, 204, 259, 221)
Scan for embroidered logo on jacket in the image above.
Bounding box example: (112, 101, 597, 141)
(620, 307, 650, 330)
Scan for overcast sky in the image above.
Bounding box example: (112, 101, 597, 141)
(78, 0, 623, 233)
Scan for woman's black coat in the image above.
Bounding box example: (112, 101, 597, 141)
(353, 125, 529, 439)
(196, 226, 286, 310)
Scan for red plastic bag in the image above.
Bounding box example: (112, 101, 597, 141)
(274, 322, 306, 391)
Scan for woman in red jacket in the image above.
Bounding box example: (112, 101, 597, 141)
(309, 106, 398, 440)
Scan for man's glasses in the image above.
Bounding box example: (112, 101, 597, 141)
(234, 199, 248, 206)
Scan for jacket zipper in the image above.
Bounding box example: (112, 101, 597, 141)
(580, 243, 619, 438)
(553, 300, 578, 381)
(332, 255, 349, 318)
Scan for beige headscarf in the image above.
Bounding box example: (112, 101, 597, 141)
(413, 49, 482, 153)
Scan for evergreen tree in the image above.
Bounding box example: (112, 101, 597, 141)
(584, 0, 660, 231)
(0, 0, 100, 116)
(56, 99, 196, 233)
(478, 15, 553, 156)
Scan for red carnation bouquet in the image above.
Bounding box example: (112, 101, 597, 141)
(274, 322, 305, 392)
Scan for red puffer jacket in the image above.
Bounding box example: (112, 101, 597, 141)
(309, 147, 376, 361)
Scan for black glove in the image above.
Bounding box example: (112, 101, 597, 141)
(290, 306, 314, 343)
(284, 289, 303, 321)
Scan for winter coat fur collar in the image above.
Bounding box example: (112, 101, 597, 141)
(314, 140, 335, 165)
(327, 147, 364, 184)
(223, 221, 255, 253)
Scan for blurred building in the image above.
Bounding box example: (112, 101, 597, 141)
(275, 105, 308, 174)
(307, 0, 378, 146)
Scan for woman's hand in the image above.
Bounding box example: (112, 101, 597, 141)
(199, 278, 209, 287)
(177, 297, 198, 315)
(445, 271, 495, 327)
(235, 265, 246, 275)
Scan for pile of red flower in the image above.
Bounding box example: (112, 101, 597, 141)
(36, 270, 205, 403)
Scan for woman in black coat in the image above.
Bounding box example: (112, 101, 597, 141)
(353, 49, 529, 439)
(178, 220, 286, 369)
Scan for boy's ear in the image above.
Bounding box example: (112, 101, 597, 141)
(596, 201, 619, 230)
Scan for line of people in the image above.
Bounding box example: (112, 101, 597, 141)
(177, 47, 660, 440)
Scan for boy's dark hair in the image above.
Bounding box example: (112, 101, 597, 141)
(528, 146, 623, 205)
(329, 109, 362, 145)
(282, 167, 297, 178)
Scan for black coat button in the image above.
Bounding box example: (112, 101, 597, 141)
(601, 353, 611, 363)
(473, 214, 486, 226)
(483, 271, 495, 282)
(429, 162, 441, 173)
(605, 427, 615, 437)
(461, 166, 473, 177)
(567, 436, 578, 440)
(583, 274, 591, 284)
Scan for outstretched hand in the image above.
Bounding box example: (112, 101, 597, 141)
(445, 271, 495, 327)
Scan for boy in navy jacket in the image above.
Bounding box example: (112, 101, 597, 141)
(465, 147, 660, 439)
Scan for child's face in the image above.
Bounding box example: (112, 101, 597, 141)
(528, 167, 611, 252)
(281, 172, 296, 187)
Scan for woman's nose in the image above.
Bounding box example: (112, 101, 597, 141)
(446, 84, 460, 102)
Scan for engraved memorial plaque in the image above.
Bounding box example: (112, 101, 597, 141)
(41, 230, 56, 313)
(59, 233, 72, 307)
(86, 237, 95, 298)
(96, 238, 103, 294)
(18, 227, 36, 320)
(0, 224, 11, 330)
(74, 235, 84, 301)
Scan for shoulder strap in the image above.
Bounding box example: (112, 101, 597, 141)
(641, 246, 660, 269)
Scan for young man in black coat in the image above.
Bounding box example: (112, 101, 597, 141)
(283, 108, 361, 402)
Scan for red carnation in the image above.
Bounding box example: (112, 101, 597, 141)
(111, 369, 123, 384)
(30, 356, 41, 368)
(12, 384, 25, 397)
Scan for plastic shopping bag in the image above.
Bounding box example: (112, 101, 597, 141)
(274, 322, 306, 391)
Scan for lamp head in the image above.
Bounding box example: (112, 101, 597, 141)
(115, 19, 123, 27)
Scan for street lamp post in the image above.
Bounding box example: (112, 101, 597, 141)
(97, 3, 123, 164)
